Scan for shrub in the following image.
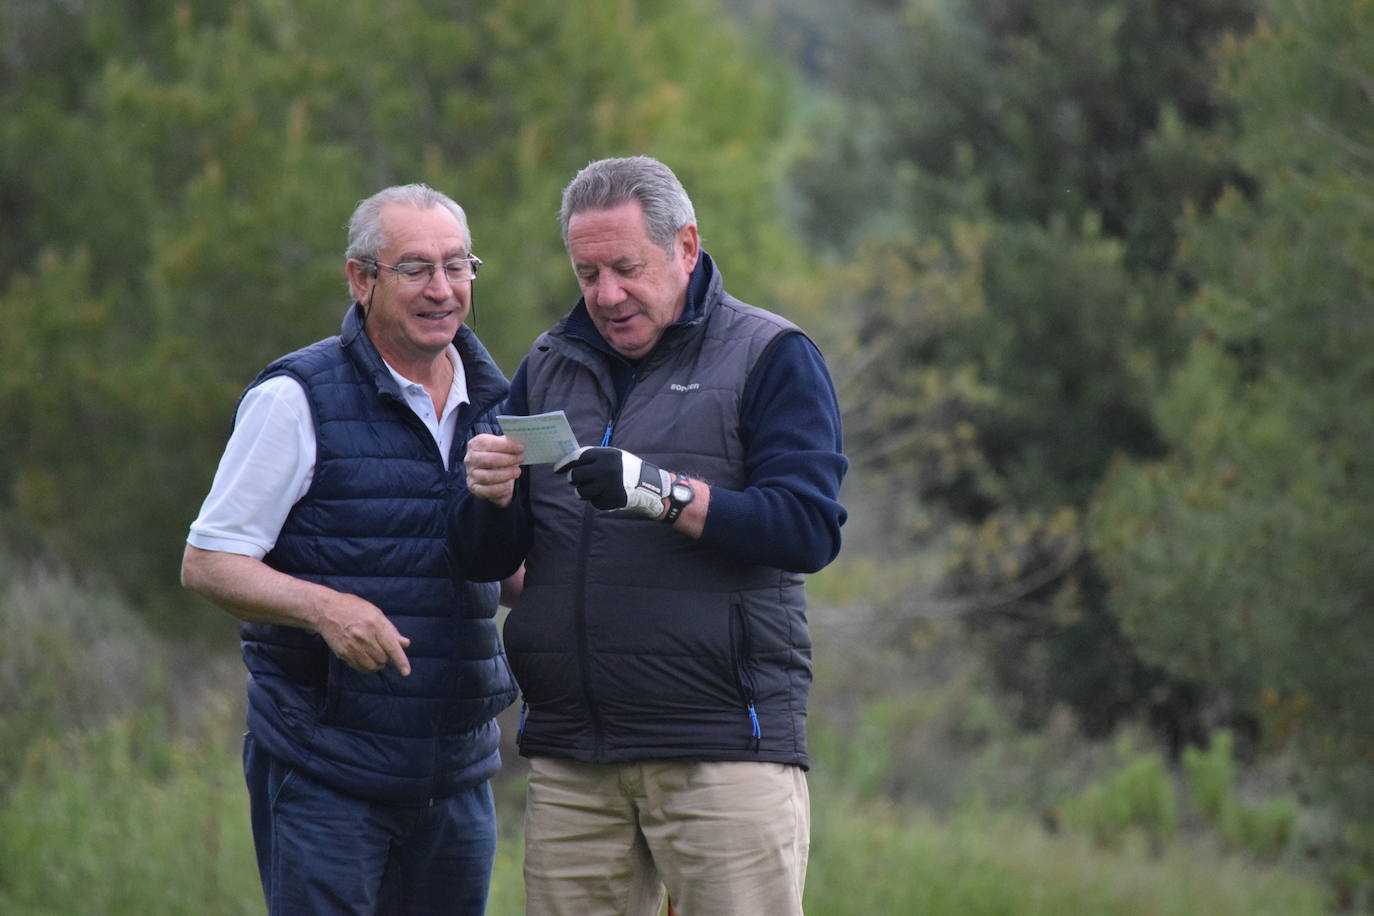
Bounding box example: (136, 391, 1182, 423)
(1061, 739, 1178, 852)
(1183, 731, 1297, 858)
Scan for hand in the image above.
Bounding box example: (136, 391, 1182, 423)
(553, 446, 670, 519)
(314, 592, 412, 676)
(464, 433, 525, 507)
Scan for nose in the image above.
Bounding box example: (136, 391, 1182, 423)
(422, 267, 457, 299)
(591, 273, 627, 307)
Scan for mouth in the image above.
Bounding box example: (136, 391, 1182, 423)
(416, 308, 457, 322)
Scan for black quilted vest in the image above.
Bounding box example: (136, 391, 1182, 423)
(507, 266, 813, 768)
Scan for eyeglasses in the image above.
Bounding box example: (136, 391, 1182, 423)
(368, 255, 482, 284)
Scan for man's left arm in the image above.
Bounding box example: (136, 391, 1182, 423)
(692, 332, 848, 572)
(555, 333, 848, 572)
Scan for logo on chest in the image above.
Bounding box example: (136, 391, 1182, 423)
(669, 382, 701, 392)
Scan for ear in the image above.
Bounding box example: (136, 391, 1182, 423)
(675, 223, 700, 273)
(345, 258, 376, 302)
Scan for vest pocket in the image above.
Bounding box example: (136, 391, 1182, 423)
(730, 602, 762, 751)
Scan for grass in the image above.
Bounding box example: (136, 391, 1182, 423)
(806, 793, 1326, 915)
(0, 715, 1329, 915)
(0, 716, 261, 915)
(0, 555, 1335, 914)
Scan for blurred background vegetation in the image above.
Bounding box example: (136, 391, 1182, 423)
(1, 0, 1370, 911)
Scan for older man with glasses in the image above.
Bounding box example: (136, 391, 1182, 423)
(182, 183, 518, 915)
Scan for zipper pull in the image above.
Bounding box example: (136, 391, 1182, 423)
(599, 423, 613, 447)
(517, 700, 528, 737)
(747, 703, 761, 750)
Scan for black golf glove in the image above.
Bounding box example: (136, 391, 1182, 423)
(553, 446, 669, 519)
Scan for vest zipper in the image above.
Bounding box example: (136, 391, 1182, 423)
(573, 500, 605, 756)
(731, 602, 762, 752)
(599, 362, 644, 448)
(568, 362, 642, 758)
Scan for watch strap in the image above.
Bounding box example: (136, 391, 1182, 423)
(663, 474, 693, 524)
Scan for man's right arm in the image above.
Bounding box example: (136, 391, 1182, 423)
(182, 377, 410, 675)
(181, 545, 411, 675)
(451, 358, 534, 581)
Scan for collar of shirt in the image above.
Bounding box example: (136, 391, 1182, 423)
(383, 344, 469, 466)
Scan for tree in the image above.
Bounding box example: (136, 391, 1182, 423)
(0, 0, 799, 630)
(772, 0, 1256, 738)
(1093, 0, 1374, 826)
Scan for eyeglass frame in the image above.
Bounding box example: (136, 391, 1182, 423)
(363, 255, 482, 284)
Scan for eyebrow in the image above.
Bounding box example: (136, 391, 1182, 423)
(396, 248, 470, 262)
(576, 257, 641, 272)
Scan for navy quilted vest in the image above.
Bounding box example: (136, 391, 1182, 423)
(239, 304, 518, 804)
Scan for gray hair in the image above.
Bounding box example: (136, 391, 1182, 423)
(345, 183, 472, 263)
(558, 157, 696, 255)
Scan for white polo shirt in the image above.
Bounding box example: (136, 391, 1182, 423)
(187, 345, 469, 560)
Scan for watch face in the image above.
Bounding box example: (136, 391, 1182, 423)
(672, 482, 693, 502)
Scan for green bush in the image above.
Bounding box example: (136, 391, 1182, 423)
(0, 557, 161, 790)
(1182, 730, 1236, 824)
(0, 552, 242, 794)
(806, 790, 1323, 915)
(0, 712, 261, 915)
(1183, 731, 1297, 858)
(0, 552, 1327, 913)
(1060, 739, 1178, 852)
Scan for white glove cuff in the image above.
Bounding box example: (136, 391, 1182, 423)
(621, 455, 671, 519)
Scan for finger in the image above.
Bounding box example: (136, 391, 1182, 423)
(384, 637, 412, 677)
(343, 648, 385, 674)
(341, 654, 368, 674)
(364, 643, 389, 671)
(467, 453, 524, 477)
(467, 433, 507, 452)
(553, 446, 591, 474)
(466, 437, 525, 468)
(482, 435, 527, 456)
(567, 469, 611, 500)
(473, 483, 515, 508)
(465, 476, 514, 508)
(469, 463, 522, 484)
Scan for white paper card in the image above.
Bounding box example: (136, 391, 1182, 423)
(496, 411, 581, 465)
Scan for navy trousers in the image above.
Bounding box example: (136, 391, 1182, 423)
(243, 732, 498, 915)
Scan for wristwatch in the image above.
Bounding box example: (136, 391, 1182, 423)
(663, 473, 694, 524)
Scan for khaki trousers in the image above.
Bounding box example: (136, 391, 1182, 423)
(522, 757, 810, 916)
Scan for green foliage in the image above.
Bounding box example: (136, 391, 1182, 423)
(1182, 730, 1237, 827)
(0, 557, 1329, 913)
(806, 795, 1323, 916)
(1, 715, 1327, 916)
(0, 555, 172, 789)
(1181, 732, 1297, 860)
(786, 0, 1254, 264)
(1060, 738, 1179, 852)
(769, 0, 1261, 746)
(0, 0, 799, 629)
(1091, 0, 1374, 847)
(1058, 730, 1299, 862)
(0, 715, 261, 916)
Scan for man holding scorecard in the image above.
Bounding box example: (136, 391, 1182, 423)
(455, 156, 847, 916)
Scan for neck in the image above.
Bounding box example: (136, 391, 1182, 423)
(369, 334, 451, 387)
(392, 348, 453, 417)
